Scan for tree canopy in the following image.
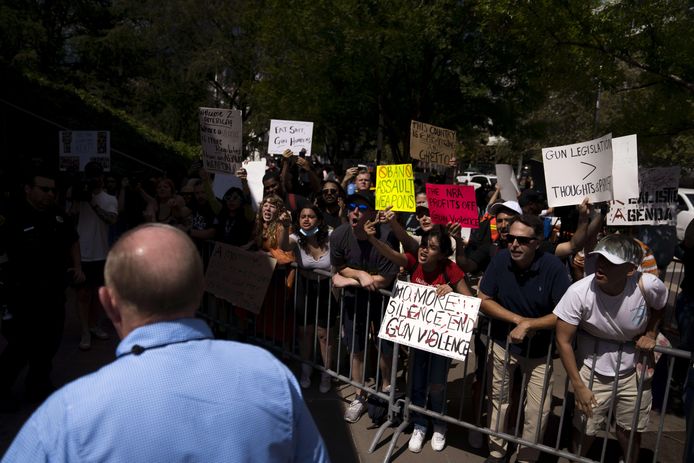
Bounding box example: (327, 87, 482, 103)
(1, 0, 692, 169)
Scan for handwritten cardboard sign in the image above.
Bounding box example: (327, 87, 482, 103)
(542, 133, 613, 207)
(378, 281, 481, 361)
(375, 164, 416, 212)
(607, 166, 680, 226)
(199, 108, 243, 174)
(410, 120, 457, 166)
(425, 183, 479, 228)
(205, 243, 277, 314)
(268, 119, 313, 156)
(59, 130, 111, 172)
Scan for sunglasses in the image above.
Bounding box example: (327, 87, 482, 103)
(416, 208, 430, 218)
(37, 186, 56, 193)
(348, 203, 369, 211)
(322, 188, 337, 194)
(505, 234, 536, 245)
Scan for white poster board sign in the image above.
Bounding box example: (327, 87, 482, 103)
(58, 130, 111, 172)
(268, 119, 314, 156)
(542, 133, 613, 207)
(607, 167, 680, 226)
(199, 108, 243, 174)
(245, 160, 267, 211)
(377, 281, 481, 361)
(495, 164, 520, 201)
(611, 134, 640, 200)
(205, 243, 277, 314)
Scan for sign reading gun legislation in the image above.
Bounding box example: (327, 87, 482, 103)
(375, 164, 416, 212)
(542, 133, 613, 207)
(607, 166, 680, 226)
(268, 119, 314, 156)
(378, 281, 481, 361)
(205, 243, 277, 314)
(199, 107, 243, 174)
(425, 183, 479, 228)
(410, 120, 457, 166)
(59, 130, 111, 172)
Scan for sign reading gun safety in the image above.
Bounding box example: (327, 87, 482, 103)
(378, 281, 481, 362)
(205, 243, 277, 314)
(542, 133, 613, 207)
(425, 183, 479, 228)
(199, 107, 243, 174)
(410, 120, 457, 166)
(375, 164, 415, 212)
(607, 167, 680, 226)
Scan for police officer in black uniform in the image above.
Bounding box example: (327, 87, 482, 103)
(0, 168, 84, 410)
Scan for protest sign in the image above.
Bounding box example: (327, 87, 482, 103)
(375, 164, 415, 212)
(59, 131, 110, 171)
(205, 243, 277, 314)
(607, 166, 680, 226)
(542, 133, 613, 207)
(495, 164, 520, 201)
(245, 160, 267, 211)
(410, 120, 457, 166)
(425, 183, 479, 228)
(378, 281, 481, 361)
(212, 174, 242, 200)
(268, 119, 313, 156)
(199, 107, 243, 174)
(611, 134, 639, 200)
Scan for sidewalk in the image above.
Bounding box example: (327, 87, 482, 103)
(1, 295, 687, 463)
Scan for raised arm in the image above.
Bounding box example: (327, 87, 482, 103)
(364, 219, 408, 268)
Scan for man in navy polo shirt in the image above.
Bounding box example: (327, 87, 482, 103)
(478, 214, 571, 463)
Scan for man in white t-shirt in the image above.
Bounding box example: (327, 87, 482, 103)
(554, 234, 667, 463)
(71, 161, 118, 350)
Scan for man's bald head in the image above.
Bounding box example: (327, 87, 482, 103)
(104, 224, 204, 317)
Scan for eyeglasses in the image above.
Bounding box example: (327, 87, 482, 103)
(348, 203, 369, 211)
(416, 208, 430, 218)
(36, 186, 56, 193)
(505, 234, 537, 245)
(322, 189, 337, 194)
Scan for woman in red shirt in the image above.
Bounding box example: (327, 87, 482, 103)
(365, 222, 472, 453)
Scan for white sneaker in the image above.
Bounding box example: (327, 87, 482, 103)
(319, 372, 331, 393)
(408, 426, 426, 453)
(431, 425, 446, 451)
(344, 397, 366, 423)
(300, 364, 312, 389)
(468, 429, 484, 449)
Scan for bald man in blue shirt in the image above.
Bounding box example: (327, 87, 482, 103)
(2, 223, 329, 463)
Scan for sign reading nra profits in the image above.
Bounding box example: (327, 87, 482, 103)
(425, 183, 479, 228)
(378, 281, 481, 362)
(410, 120, 457, 166)
(607, 167, 680, 226)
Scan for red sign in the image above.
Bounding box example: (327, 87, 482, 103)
(425, 183, 479, 228)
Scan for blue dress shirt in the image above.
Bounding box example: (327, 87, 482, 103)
(2, 318, 330, 462)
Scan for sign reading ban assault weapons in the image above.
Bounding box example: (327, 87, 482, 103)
(378, 281, 481, 361)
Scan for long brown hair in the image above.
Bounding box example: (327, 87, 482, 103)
(253, 195, 287, 249)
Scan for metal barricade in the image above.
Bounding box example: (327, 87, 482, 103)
(196, 241, 690, 463)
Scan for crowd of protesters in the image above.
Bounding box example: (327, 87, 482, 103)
(0, 149, 692, 463)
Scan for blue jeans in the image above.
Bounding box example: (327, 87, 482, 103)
(410, 348, 451, 429)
